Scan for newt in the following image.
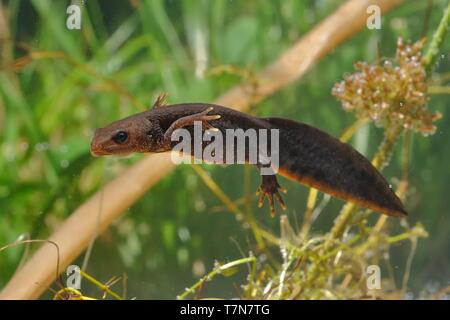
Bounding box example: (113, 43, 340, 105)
(90, 95, 407, 218)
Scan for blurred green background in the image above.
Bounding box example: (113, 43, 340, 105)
(0, 0, 448, 299)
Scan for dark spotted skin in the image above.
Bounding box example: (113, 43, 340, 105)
(91, 103, 407, 217)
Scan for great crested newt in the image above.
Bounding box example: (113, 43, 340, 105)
(90, 95, 407, 218)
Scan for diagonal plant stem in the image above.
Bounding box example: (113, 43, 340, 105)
(428, 85, 450, 94)
(177, 256, 256, 300)
(191, 165, 265, 249)
(423, 1, 450, 71)
(79, 270, 123, 300)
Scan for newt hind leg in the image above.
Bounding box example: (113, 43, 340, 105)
(257, 174, 287, 216)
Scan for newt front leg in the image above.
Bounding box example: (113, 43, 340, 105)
(160, 107, 221, 149)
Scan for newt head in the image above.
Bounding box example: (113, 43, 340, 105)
(90, 113, 156, 156)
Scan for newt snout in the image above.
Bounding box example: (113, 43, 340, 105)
(90, 128, 109, 156)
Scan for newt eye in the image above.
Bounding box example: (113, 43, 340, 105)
(112, 131, 128, 144)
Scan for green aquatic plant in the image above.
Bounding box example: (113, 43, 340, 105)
(332, 38, 441, 136)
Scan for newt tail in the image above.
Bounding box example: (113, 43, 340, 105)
(266, 117, 407, 217)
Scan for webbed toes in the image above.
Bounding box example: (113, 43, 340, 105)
(256, 180, 287, 216)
